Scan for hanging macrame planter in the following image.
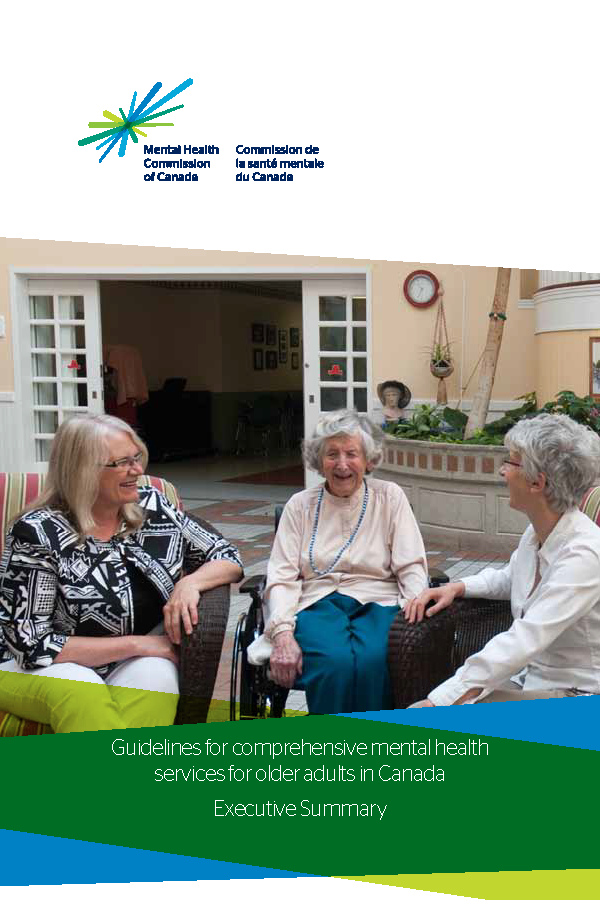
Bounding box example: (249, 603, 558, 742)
(430, 294, 454, 405)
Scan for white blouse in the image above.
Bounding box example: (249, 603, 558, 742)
(428, 509, 600, 705)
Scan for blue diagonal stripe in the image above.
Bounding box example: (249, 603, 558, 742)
(96, 133, 120, 151)
(97, 123, 128, 154)
(128, 90, 137, 117)
(133, 78, 193, 122)
(0, 829, 312, 887)
(130, 81, 163, 122)
(118, 130, 130, 157)
(99, 131, 125, 163)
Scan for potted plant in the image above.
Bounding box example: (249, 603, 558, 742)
(430, 342, 454, 378)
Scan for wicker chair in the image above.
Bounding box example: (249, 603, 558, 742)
(0, 473, 230, 735)
(387, 483, 600, 708)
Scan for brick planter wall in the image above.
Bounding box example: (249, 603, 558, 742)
(377, 437, 528, 552)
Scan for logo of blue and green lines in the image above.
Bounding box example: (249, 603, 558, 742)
(78, 78, 193, 163)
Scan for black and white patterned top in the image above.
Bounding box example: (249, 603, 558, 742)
(0, 487, 242, 674)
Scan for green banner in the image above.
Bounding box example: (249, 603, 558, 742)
(2, 715, 596, 876)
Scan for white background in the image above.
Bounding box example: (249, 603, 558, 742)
(2, 0, 600, 270)
(2, 1, 600, 897)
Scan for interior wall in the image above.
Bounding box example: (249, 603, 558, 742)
(100, 283, 303, 393)
(372, 263, 536, 407)
(1, 238, 539, 408)
(96, 266, 534, 408)
(100, 282, 223, 392)
(535, 330, 600, 404)
(99, 281, 303, 452)
(218, 289, 302, 392)
(520, 269, 539, 299)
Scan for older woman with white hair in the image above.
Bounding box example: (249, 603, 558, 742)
(406, 413, 600, 706)
(0, 414, 243, 732)
(248, 409, 427, 714)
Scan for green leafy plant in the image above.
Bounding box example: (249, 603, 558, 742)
(541, 390, 600, 433)
(477, 392, 538, 437)
(391, 404, 443, 439)
(442, 407, 468, 432)
(387, 391, 600, 444)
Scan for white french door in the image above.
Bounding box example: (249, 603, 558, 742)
(302, 278, 370, 486)
(20, 280, 103, 470)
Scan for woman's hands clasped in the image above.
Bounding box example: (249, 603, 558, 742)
(403, 581, 466, 624)
(269, 632, 303, 689)
(163, 575, 201, 644)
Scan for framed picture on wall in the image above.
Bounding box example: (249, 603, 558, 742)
(252, 323, 264, 343)
(590, 337, 600, 398)
(253, 348, 264, 371)
(266, 350, 277, 369)
(266, 324, 276, 345)
(278, 329, 288, 363)
(291, 352, 299, 370)
(290, 327, 300, 348)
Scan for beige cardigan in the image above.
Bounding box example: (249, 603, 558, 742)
(247, 478, 427, 664)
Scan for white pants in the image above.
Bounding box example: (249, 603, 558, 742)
(0, 656, 179, 694)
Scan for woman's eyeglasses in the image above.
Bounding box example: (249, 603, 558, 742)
(103, 452, 144, 470)
(501, 458, 523, 469)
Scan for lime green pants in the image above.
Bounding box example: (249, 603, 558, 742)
(0, 658, 179, 733)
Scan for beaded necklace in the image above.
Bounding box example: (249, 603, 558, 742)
(308, 480, 369, 576)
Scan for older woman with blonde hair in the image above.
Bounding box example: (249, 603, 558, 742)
(248, 409, 428, 714)
(0, 414, 243, 732)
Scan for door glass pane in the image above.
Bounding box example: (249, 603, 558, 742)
(29, 296, 53, 319)
(62, 382, 88, 407)
(319, 296, 346, 321)
(33, 382, 58, 405)
(320, 387, 347, 411)
(353, 357, 367, 382)
(352, 326, 367, 352)
(320, 357, 347, 381)
(60, 325, 86, 349)
(35, 440, 52, 462)
(352, 297, 366, 321)
(34, 411, 59, 434)
(60, 354, 87, 378)
(353, 388, 367, 412)
(31, 324, 55, 348)
(320, 327, 346, 352)
(31, 354, 57, 377)
(58, 296, 84, 320)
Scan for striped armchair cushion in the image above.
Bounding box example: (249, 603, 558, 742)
(0, 473, 47, 557)
(581, 485, 600, 527)
(0, 472, 182, 737)
(138, 475, 182, 510)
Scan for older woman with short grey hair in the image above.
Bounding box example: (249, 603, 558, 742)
(248, 409, 428, 714)
(406, 413, 600, 706)
(302, 410, 385, 472)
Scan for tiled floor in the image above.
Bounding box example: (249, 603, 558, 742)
(148, 454, 511, 716)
